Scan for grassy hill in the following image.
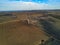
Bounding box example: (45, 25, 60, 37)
(0, 20, 49, 45)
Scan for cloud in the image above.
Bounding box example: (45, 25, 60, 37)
(0, 1, 60, 11)
(0, 2, 49, 11)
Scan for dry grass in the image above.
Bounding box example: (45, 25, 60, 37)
(0, 20, 49, 45)
(0, 12, 49, 45)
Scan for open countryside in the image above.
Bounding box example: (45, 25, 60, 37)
(0, 10, 60, 45)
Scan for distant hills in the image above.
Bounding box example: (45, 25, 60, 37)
(0, 9, 60, 12)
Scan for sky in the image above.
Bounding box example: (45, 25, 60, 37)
(0, 0, 60, 11)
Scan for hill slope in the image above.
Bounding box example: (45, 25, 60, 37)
(0, 20, 49, 45)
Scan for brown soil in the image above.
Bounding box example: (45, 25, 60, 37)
(0, 20, 49, 45)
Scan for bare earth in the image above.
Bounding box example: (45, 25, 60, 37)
(0, 20, 49, 45)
